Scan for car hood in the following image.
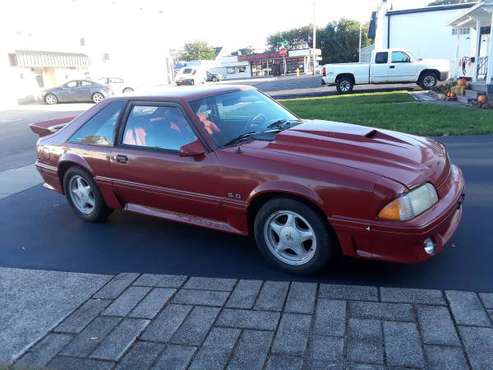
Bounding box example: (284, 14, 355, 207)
(266, 120, 449, 189)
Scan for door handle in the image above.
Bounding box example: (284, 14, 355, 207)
(113, 154, 128, 164)
(389, 65, 396, 69)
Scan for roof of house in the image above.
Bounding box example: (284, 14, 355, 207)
(386, 2, 477, 16)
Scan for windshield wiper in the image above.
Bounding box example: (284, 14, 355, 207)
(223, 120, 302, 147)
(223, 131, 261, 147)
(266, 119, 302, 131)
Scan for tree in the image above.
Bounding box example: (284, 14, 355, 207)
(232, 47, 255, 56)
(267, 25, 317, 51)
(319, 19, 371, 64)
(180, 41, 216, 61)
(428, 0, 475, 5)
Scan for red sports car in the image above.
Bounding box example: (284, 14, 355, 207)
(32, 85, 465, 274)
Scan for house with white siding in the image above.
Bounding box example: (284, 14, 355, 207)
(371, 1, 481, 78)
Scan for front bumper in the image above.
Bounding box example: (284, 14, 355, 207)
(331, 165, 465, 263)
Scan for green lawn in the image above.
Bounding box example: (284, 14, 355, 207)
(281, 91, 493, 136)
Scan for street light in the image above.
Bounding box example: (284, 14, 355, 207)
(312, 0, 317, 75)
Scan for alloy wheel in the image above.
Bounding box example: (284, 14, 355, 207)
(423, 76, 437, 88)
(339, 80, 351, 92)
(69, 175, 96, 215)
(45, 94, 57, 105)
(92, 93, 104, 103)
(264, 210, 317, 266)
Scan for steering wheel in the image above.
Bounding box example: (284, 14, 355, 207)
(245, 113, 267, 132)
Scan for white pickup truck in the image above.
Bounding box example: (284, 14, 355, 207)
(321, 49, 450, 94)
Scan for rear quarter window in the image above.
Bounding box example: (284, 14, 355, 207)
(69, 101, 125, 146)
(375, 52, 388, 64)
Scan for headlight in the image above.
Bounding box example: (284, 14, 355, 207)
(378, 183, 438, 221)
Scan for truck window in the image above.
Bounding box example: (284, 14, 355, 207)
(392, 51, 411, 63)
(375, 52, 388, 64)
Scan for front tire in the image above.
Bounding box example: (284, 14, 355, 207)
(63, 167, 112, 222)
(122, 87, 134, 94)
(418, 72, 438, 90)
(92, 92, 105, 104)
(336, 77, 354, 94)
(254, 198, 334, 274)
(44, 93, 58, 105)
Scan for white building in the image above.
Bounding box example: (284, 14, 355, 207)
(449, 1, 493, 92)
(372, 1, 480, 77)
(0, 0, 172, 105)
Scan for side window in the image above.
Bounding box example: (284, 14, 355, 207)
(375, 52, 388, 64)
(69, 101, 125, 146)
(64, 81, 78, 88)
(391, 51, 411, 63)
(122, 105, 197, 152)
(80, 80, 93, 86)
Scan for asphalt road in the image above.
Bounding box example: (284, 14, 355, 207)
(0, 106, 88, 171)
(0, 106, 492, 291)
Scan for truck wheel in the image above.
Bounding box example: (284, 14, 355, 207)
(418, 72, 438, 90)
(336, 77, 354, 94)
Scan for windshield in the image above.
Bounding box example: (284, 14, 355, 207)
(189, 90, 299, 147)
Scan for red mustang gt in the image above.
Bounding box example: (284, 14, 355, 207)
(32, 85, 465, 274)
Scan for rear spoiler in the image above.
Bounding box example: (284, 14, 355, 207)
(30, 116, 76, 137)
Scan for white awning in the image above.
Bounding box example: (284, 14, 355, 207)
(13, 50, 90, 68)
(449, 1, 493, 28)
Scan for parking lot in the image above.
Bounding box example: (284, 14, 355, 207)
(1, 105, 492, 292)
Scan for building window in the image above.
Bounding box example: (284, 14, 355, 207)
(452, 27, 470, 36)
(102, 53, 110, 62)
(80, 38, 85, 46)
(8, 53, 18, 66)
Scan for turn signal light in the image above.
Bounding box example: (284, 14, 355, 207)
(378, 200, 401, 221)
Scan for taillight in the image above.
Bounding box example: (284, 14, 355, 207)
(322, 67, 326, 77)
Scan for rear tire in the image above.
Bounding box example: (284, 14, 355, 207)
(254, 198, 335, 274)
(336, 77, 354, 94)
(63, 167, 112, 223)
(418, 72, 438, 90)
(44, 93, 58, 105)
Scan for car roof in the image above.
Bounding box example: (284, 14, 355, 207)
(113, 84, 255, 101)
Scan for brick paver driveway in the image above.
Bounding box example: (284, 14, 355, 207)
(14, 273, 493, 370)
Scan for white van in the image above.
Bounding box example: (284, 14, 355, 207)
(175, 67, 207, 86)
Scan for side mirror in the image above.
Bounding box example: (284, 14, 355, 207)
(179, 139, 206, 158)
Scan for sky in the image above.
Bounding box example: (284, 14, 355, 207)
(2, 0, 432, 51)
(159, 0, 432, 50)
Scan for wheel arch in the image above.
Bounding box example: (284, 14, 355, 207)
(246, 182, 332, 236)
(57, 155, 122, 209)
(44, 92, 59, 102)
(335, 73, 355, 84)
(418, 69, 440, 81)
(57, 154, 94, 193)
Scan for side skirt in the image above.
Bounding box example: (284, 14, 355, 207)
(124, 203, 246, 236)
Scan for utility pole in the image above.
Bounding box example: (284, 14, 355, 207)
(358, 22, 362, 63)
(312, 0, 317, 75)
